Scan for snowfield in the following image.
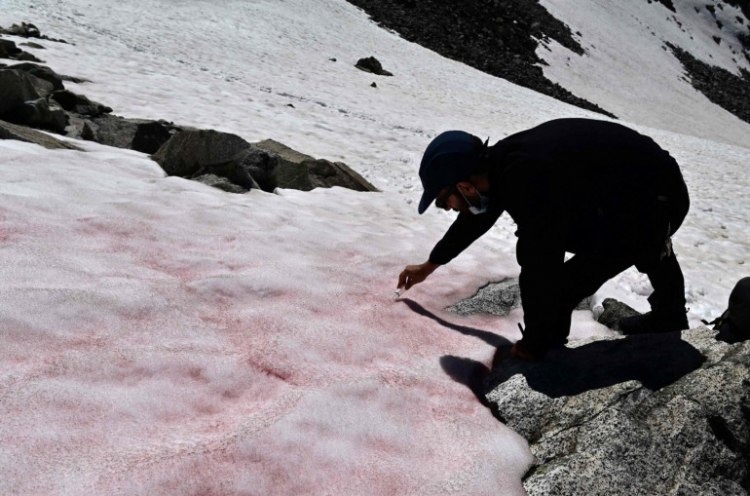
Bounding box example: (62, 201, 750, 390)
(0, 0, 748, 494)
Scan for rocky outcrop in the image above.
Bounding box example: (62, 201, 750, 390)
(0, 22, 69, 44)
(668, 42, 750, 126)
(484, 328, 750, 495)
(8, 63, 87, 90)
(446, 277, 591, 316)
(0, 39, 44, 62)
(344, 0, 616, 118)
(82, 116, 180, 154)
(355, 56, 393, 76)
(51, 90, 112, 117)
(0, 119, 82, 150)
(253, 139, 378, 192)
(0, 69, 68, 132)
(151, 132, 378, 194)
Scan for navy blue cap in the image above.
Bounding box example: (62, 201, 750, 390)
(418, 130, 482, 214)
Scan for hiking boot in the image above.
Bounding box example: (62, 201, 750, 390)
(619, 309, 688, 335)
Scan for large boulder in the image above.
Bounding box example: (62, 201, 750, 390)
(9, 63, 66, 91)
(51, 89, 112, 117)
(304, 158, 378, 191)
(0, 119, 82, 150)
(253, 138, 314, 191)
(18, 97, 68, 133)
(0, 69, 63, 131)
(152, 131, 278, 192)
(151, 129, 253, 178)
(83, 115, 180, 154)
(0, 39, 22, 58)
(0, 69, 53, 115)
(484, 328, 750, 495)
(253, 138, 377, 192)
(0, 39, 43, 62)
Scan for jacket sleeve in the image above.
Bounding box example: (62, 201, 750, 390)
(428, 205, 504, 265)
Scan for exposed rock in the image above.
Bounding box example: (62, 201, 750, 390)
(19, 42, 46, 50)
(0, 69, 63, 132)
(51, 90, 112, 116)
(0, 22, 69, 44)
(18, 97, 68, 133)
(9, 63, 66, 91)
(193, 173, 251, 194)
(0, 39, 22, 58)
(484, 328, 750, 495)
(0, 118, 82, 150)
(596, 298, 642, 331)
(0, 39, 43, 62)
(151, 129, 253, 178)
(84, 115, 180, 154)
(304, 158, 378, 192)
(0, 69, 51, 115)
(447, 277, 591, 316)
(253, 139, 378, 192)
(668, 42, 750, 126)
(355, 56, 393, 76)
(344, 0, 616, 118)
(253, 139, 314, 191)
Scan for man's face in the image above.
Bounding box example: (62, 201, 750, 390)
(435, 182, 478, 213)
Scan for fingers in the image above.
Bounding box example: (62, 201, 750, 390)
(397, 270, 407, 289)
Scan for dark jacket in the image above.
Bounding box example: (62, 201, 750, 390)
(429, 118, 689, 346)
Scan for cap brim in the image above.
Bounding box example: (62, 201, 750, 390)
(418, 189, 436, 214)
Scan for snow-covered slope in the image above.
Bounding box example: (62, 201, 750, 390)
(0, 0, 748, 494)
(538, 0, 750, 147)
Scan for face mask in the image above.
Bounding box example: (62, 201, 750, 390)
(457, 187, 491, 215)
(469, 193, 491, 215)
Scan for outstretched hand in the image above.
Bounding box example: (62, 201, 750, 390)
(397, 261, 439, 291)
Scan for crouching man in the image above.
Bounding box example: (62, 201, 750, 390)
(397, 118, 690, 361)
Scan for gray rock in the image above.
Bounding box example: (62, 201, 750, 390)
(51, 90, 112, 116)
(19, 42, 45, 50)
(0, 69, 53, 116)
(9, 63, 86, 87)
(0, 22, 68, 44)
(83, 115, 178, 153)
(484, 328, 750, 495)
(191, 148, 275, 192)
(304, 158, 378, 192)
(0, 39, 21, 58)
(597, 297, 641, 331)
(355, 56, 394, 76)
(0, 118, 82, 150)
(18, 97, 68, 133)
(152, 129, 253, 178)
(252, 138, 315, 191)
(447, 277, 592, 316)
(193, 173, 250, 194)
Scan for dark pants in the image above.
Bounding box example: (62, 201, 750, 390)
(553, 174, 690, 343)
(552, 248, 687, 343)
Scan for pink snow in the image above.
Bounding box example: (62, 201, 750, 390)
(0, 142, 532, 495)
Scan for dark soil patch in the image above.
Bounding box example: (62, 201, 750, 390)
(345, 0, 616, 118)
(668, 42, 750, 125)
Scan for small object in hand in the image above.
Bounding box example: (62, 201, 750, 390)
(391, 288, 403, 301)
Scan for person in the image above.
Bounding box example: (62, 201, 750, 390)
(397, 118, 690, 361)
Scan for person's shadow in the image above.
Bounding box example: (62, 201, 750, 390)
(399, 298, 706, 405)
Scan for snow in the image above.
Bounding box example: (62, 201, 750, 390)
(0, 0, 749, 494)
